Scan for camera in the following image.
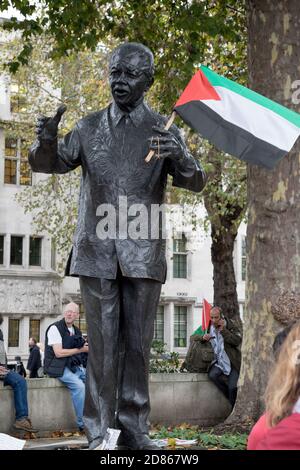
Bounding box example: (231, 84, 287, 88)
(6, 356, 26, 377)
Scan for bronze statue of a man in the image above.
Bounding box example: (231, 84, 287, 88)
(29, 42, 206, 450)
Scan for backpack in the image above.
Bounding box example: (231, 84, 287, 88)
(181, 335, 215, 372)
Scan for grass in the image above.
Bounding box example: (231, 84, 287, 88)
(151, 424, 248, 450)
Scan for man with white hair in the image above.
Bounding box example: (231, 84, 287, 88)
(44, 302, 89, 431)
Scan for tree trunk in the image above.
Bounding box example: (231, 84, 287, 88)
(211, 225, 241, 323)
(228, 0, 300, 428)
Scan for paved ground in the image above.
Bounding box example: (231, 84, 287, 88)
(24, 436, 88, 450)
(24, 437, 205, 451)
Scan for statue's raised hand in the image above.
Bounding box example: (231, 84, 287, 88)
(36, 104, 67, 141)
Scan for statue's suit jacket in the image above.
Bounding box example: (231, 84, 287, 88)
(29, 101, 206, 282)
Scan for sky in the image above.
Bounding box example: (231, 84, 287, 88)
(0, 3, 39, 20)
(0, 6, 24, 19)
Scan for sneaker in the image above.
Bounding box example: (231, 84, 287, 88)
(27, 418, 38, 432)
(13, 418, 38, 433)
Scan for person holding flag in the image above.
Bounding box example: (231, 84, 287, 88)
(180, 299, 213, 373)
(201, 305, 242, 409)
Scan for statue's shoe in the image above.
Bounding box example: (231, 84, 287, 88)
(89, 437, 103, 450)
(118, 433, 160, 451)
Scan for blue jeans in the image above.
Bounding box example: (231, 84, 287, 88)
(58, 366, 86, 428)
(4, 371, 28, 420)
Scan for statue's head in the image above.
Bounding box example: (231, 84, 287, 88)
(109, 42, 154, 111)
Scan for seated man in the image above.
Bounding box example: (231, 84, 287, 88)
(44, 302, 88, 432)
(201, 306, 242, 408)
(0, 315, 38, 432)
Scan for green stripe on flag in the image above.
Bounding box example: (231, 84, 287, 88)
(201, 65, 300, 128)
(192, 326, 205, 336)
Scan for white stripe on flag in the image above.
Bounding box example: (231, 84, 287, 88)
(201, 86, 300, 152)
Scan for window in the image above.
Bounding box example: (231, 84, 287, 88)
(174, 306, 187, 347)
(4, 137, 32, 186)
(173, 235, 187, 278)
(29, 319, 40, 342)
(51, 242, 56, 270)
(154, 305, 164, 342)
(4, 138, 17, 184)
(10, 81, 28, 113)
(29, 237, 42, 266)
(74, 303, 87, 335)
(8, 319, 20, 347)
(0, 235, 4, 264)
(241, 236, 247, 281)
(10, 236, 23, 265)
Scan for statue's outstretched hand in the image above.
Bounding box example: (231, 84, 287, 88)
(36, 104, 67, 141)
(148, 125, 185, 162)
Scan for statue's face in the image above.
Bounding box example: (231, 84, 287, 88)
(109, 46, 152, 110)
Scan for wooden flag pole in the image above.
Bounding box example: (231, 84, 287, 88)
(145, 110, 177, 163)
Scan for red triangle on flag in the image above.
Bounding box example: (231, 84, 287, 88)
(202, 298, 212, 332)
(175, 70, 221, 108)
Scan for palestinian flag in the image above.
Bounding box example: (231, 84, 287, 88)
(192, 298, 212, 335)
(174, 66, 300, 169)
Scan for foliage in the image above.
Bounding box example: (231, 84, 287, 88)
(150, 340, 181, 373)
(15, 172, 80, 273)
(0, 30, 112, 272)
(1, 1, 245, 90)
(0, 1, 248, 286)
(151, 424, 248, 449)
(171, 136, 247, 239)
(198, 431, 247, 449)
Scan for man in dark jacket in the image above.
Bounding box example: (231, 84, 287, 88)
(27, 338, 41, 378)
(201, 306, 242, 408)
(44, 302, 88, 432)
(29, 42, 206, 450)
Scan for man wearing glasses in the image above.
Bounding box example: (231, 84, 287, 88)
(44, 302, 88, 432)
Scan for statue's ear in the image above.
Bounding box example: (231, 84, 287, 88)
(145, 76, 154, 92)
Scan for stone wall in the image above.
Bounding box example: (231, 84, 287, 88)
(149, 373, 231, 426)
(0, 374, 231, 435)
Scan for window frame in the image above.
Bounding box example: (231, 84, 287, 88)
(8, 319, 20, 348)
(241, 236, 247, 282)
(4, 136, 32, 187)
(0, 235, 4, 265)
(10, 235, 24, 266)
(29, 319, 41, 342)
(173, 234, 188, 279)
(29, 236, 42, 267)
(10, 80, 28, 114)
(173, 305, 188, 348)
(74, 303, 87, 335)
(154, 305, 164, 342)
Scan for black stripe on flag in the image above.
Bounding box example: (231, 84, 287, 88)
(175, 100, 286, 169)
